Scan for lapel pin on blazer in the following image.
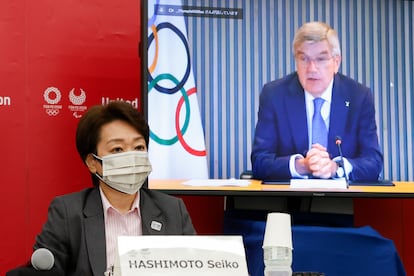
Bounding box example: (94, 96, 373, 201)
(151, 221, 162, 231)
(345, 101, 350, 107)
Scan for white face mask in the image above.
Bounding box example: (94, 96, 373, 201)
(93, 151, 152, 194)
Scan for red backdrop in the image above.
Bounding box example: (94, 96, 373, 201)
(1, 0, 142, 272)
(1, 0, 413, 275)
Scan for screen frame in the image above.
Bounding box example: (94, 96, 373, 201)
(140, 0, 149, 118)
(141, 0, 414, 183)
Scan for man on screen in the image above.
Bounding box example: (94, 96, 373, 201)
(251, 21, 383, 182)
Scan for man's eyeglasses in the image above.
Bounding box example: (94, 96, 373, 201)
(295, 54, 335, 67)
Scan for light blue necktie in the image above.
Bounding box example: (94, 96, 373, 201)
(312, 98, 328, 147)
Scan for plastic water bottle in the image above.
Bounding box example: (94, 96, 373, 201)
(263, 246, 292, 276)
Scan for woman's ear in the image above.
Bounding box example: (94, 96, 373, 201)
(85, 154, 97, 173)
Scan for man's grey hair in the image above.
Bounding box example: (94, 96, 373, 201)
(293, 21, 341, 56)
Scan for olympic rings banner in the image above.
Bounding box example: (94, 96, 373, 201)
(147, 0, 208, 179)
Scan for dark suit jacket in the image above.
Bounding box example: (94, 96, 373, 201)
(33, 187, 196, 276)
(251, 72, 383, 181)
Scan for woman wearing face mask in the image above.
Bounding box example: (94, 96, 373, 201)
(32, 101, 196, 275)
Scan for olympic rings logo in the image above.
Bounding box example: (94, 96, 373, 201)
(46, 109, 60, 116)
(147, 22, 191, 94)
(147, 19, 206, 157)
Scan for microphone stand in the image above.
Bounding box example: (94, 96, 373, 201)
(335, 136, 349, 188)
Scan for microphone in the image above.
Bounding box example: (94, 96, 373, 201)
(31, 248, 55, 270)
(335, 136, 349, 186)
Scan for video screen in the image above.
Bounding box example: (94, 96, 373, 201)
(142, 0, 414, 182)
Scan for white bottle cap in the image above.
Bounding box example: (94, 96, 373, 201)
(262, 212, 293, 249)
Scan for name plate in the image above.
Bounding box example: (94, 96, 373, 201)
(114, 235, 249, 276)
(290, 178, 348, 189)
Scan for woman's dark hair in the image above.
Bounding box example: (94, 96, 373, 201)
(76, 101, 149, 186)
